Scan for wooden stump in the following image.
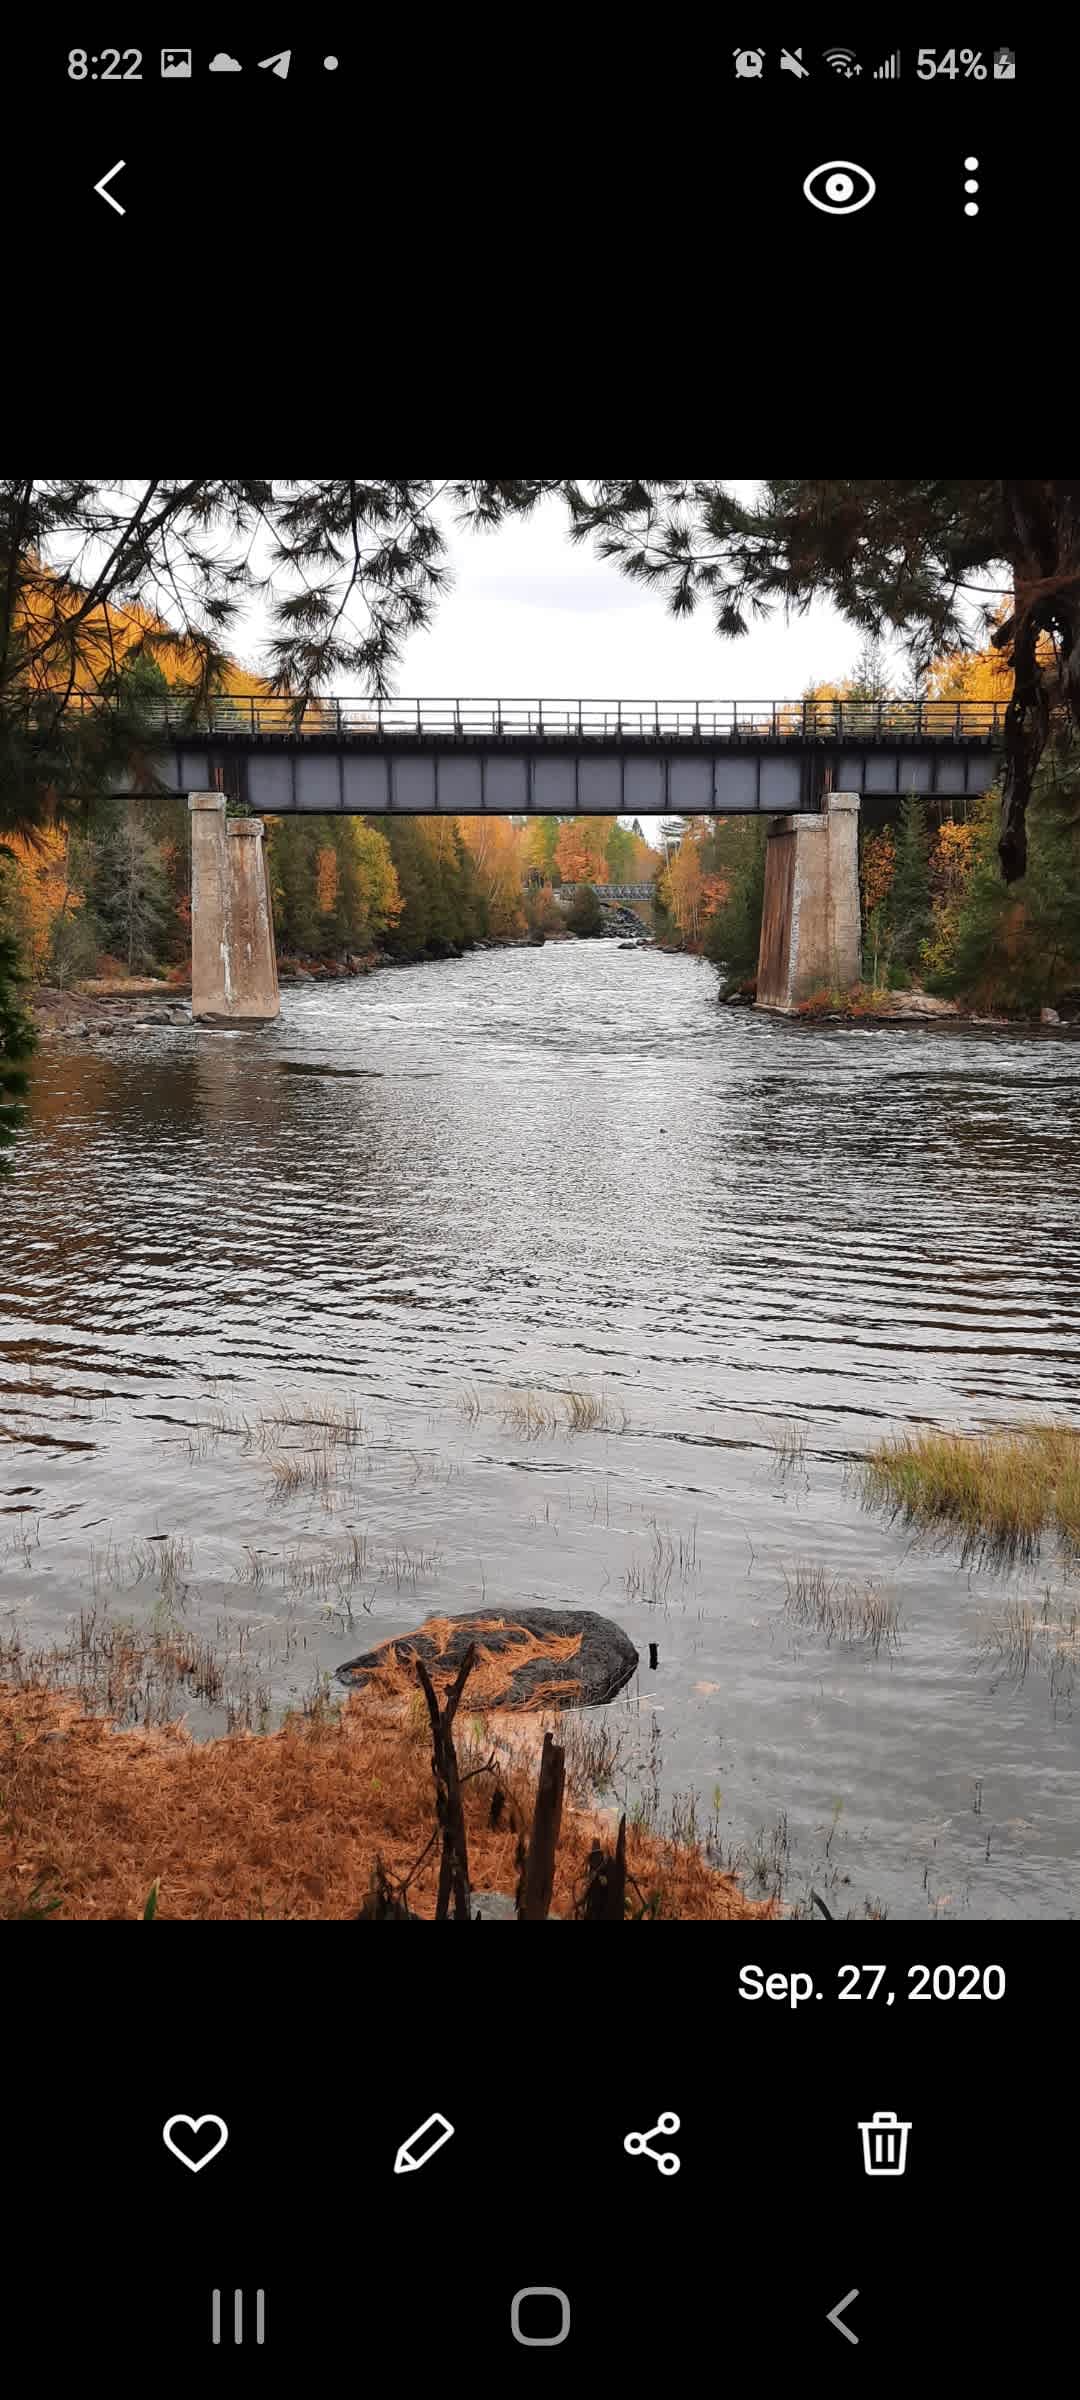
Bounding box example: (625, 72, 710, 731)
(577, 1814, 628, 1920)
(517, 1730, 566, 1920)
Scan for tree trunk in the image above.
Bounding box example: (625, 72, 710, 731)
(997, 482, 1080, 882)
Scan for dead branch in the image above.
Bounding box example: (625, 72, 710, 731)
(416, 1644, 476, 1922)
(356, 1857, 414, 1920)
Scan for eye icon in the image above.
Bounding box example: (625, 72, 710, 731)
(803, 160, 876, 214)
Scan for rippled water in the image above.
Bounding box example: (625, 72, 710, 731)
(4, 944, 1080, 1917)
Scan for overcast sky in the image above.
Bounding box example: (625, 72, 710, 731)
(223, 483, 912, 702)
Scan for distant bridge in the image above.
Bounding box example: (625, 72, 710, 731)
(553, 882, 656, 904)
(62, 693, 1006, 817)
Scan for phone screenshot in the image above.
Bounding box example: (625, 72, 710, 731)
(2, 28, 1071, 2377)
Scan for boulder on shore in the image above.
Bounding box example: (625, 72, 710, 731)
(337, 1605, 638, 1709)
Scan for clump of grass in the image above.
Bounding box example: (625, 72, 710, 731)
(624, 1520, 676, 1609)
(561, 1386, 628, 1435)
(764, 1419, 809, 1475)
(89, 1534, 193, 1601)
(264, 1398, 366, 1448)
(496, 1385, 628, 1439)
(383, 1542, 443, 1591)
(980, 1593, 1080, 1708)
(268, 1451, 335, 1500)
(862, 1422, 1080, 1567)
(782, 1563, 901, 1655)
(554, 1709, 628, 1798)
(178, 1395, 367, 1464)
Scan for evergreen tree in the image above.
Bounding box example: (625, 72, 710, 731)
(89, 802, 173, 973)
(889, 794, 932, 971)
(380, 820, 432, 956)
(565, 884, 604, 936)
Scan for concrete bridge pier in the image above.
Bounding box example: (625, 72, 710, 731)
(755, 793, 861, 1013)
(189, 793, 279, 1025)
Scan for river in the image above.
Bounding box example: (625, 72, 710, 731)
(4, 941, 1080, 1918)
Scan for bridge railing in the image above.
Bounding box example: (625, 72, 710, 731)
(52, 695, 1008, 741)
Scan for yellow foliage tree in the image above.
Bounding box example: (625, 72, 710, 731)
(346, 821, 402, 932)
(554, 820, 610, 885)
(0, 825, 81, 978)
(458, 815, 527, 936)
(861, 830, 896, 916)
(315, 845, 339, 917)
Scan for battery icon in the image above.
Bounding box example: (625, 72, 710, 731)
(393, 2111, 455, 2175)
(993, 49, 1016, 77)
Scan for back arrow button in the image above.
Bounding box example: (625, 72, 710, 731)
(827, 2288, 859, 2346)
(94, 161, 126, 216)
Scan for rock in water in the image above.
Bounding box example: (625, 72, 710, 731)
(336, 1605, 638, 1709)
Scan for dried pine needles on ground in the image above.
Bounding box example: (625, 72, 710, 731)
(0, 1679, 772, 1924)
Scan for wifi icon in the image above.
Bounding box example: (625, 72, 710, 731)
(823, 46, 860, 76)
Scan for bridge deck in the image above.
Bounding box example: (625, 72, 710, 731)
(55, 697, 1006, 815)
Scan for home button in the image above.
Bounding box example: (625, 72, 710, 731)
(511, 2288, 571, 2347)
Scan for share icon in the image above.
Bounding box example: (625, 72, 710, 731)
(624, 2111, 681, 2176)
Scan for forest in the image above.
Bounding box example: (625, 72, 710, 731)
(0, 788, 662, 980)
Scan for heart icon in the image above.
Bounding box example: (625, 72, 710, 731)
(163, 2113, 229, 2173)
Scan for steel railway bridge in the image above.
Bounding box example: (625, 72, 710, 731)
(67, 693, 1006, 817)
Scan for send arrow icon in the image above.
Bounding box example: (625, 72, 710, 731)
(258, 50, 291, 77)
(827, 2288, 860, 2346)
(94, 160, 126, 216)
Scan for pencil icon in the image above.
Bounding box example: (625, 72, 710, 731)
(393, 2112, 455, 2175)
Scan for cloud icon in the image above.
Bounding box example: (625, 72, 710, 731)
(209, 52, 242, 72)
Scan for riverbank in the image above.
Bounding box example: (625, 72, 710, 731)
(30, 981, 193, 1037)
(0, 1680, 773, 1922)
(718, 979, 1080, 1031)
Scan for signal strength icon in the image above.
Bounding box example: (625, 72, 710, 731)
(873, 50, 901, 78)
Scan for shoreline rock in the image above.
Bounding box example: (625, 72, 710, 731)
(337, 1606, 639, 1711)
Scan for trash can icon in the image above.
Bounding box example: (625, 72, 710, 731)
(859, 2111, 911, 2176)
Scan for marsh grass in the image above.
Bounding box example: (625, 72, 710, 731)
(89, 1534, 194, 1602)
(782, 1562, 901, 1655)
(0, 1569, 293, 1733)
(763, 1418, 809, 1476)
(624, 1520, 675, 1609)
(456, 1384, 629, 1439)
(553, 1708, 629, 1799)
(0, 1600, 232, 1725)
(268, 1452, 336, 1500)
(861, 1422, 1080, 1568)
(980, 1593, 1080, 1708)
(234, 1529, 374, 1596)
(181, 1395, 368, 1463)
